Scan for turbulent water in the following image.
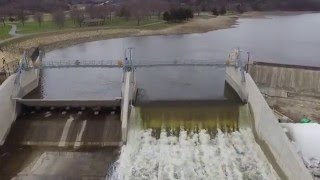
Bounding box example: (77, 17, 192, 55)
(110, 128, 278, 180)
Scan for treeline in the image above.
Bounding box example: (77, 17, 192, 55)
(193, 0, 320, 11)
(1, 0, 320, 13)
(163, 8, 194, 22)
(1, 0, 320, 28)
(0, 0, 68, 13)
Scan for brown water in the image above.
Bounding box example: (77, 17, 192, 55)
(140, 103, 239, 135)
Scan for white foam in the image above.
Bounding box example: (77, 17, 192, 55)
(110, 128, 278, 180)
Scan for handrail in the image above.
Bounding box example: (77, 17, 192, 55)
(36, 59, 231, 69)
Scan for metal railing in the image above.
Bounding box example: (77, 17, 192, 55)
(39, 59, 231, 69)
(41, 60, 119, 68)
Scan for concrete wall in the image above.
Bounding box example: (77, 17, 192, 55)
(227, 66, 313, 180)
(17, 69, 40, 98)
(248, 63, 320, 97)
(226, 66, 248, 103)
(121, 72, 131, 144)
(0, 75, 18, 145)
(0, 56, 40, 145)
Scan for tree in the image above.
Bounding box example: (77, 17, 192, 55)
(17, 10, 27, 26)
(129, 0, 148, 25)
(211, 8, 219, 16)
(149, 0, 169, 19)
(118, 4, 131, 21)
(33, 12, 44, 26)
(85, 5, 94, 19)
(0, 17, 4, 26)
(163, 11, 171, 21)
(52, 10, 65, 28)
(0, 7, 6, 26)
(103, 4, 114, 20)
(70, 8, 77, 24)
(236, 4, 244, 13)
(74, 9, 85, 27)
(219, 6, 227, 15)
(185, 9, 194, 19)
(163, 8, 194, 22)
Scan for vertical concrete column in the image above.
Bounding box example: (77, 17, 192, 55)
(121, 72, 131, 144)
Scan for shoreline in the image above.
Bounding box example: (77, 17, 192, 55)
(1, 13, 243, 64)
(0, 11, 313, 66)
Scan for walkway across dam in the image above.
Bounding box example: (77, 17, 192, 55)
(37, 59, 230, 69)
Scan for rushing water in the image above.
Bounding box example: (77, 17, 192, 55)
(110, 128, 278, 180)
(107, 105, 279, 180)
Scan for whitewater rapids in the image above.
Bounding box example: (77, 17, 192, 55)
(110, 128, 279, 180)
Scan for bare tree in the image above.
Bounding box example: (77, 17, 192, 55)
(17, 10, 27, 26)
(33, 12, 44, 26)
(70, 8, 77, 24)
(52, 10, 65, 28)
(151, 0, 170, 19)
(0, 7, 6, 26)
(129, 0, 148, 25)
(74, 9, 85, 27)
(104, 4, 114, 20)
(0, 17, 4, 26)
(118, 3, 131, 21)
(85, 5, 98, 19)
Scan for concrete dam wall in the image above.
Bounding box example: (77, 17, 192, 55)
(226, 66, 313, 180)
(248, 62, 320, 97)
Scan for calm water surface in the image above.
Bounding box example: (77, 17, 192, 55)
(37, 13, 320, 99)
(45, 13, 320, 66)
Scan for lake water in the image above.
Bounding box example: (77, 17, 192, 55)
(36, 13, 320, 100)
(45, 13, 320, 67)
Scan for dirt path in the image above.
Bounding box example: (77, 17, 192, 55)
(8, 24, 21, 37)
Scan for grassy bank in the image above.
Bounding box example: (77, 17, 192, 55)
(12, 17, 167, 35)
(0, 25, 11, 40)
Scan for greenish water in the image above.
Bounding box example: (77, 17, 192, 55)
(139, 103, 239, 137)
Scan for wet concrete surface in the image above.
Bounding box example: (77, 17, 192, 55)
(6, 106, 122, 147)
(0, 106, 122, 179)
(0, 146, 119, 180)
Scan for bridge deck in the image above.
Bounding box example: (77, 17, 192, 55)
(38, 59, 229, 69)
(6, 108, 122, 147)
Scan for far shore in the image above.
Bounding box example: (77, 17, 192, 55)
(0, 11, 311, 66)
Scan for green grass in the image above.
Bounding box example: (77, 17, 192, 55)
(15, 17, 170, 35)
(0, 24, 12, 40)
(16, 19, 76, 34)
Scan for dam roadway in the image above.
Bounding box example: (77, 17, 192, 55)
(0, 51, 314, 179)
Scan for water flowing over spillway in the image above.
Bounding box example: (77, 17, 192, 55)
(110, 128, 279, 180)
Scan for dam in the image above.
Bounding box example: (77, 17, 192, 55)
(0, 49, 313, 179)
